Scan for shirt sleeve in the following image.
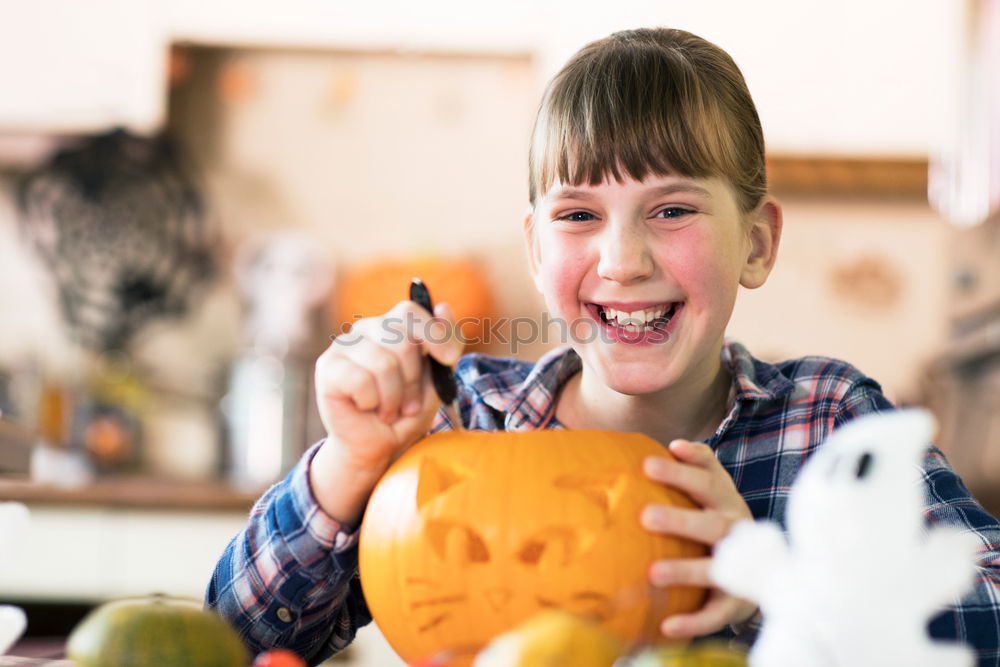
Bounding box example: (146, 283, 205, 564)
(205, 440, 373, 664)
(838, 379, 1000, 666)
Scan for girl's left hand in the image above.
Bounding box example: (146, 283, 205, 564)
(641, 438, 757, 638)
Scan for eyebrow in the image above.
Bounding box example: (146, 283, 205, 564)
(550, 182, 715, 201)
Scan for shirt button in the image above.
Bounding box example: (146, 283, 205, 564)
(276, 607, 293, 623)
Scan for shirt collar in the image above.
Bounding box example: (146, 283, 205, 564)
(477, 340, 794, 431)
(721, 339, 796, 403)
(474, 346, 581, 431)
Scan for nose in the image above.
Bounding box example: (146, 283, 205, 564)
(596, 220, 655, 285)
(485, 587, 512, 611)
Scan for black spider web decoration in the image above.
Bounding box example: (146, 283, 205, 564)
(17, 129, 216, 352)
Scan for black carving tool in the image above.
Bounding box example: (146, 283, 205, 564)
(409, 278, 463, 430)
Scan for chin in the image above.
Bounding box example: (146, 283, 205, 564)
(601, 369, 674, 397)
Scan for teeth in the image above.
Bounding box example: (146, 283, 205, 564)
(601, 304, 672, 327)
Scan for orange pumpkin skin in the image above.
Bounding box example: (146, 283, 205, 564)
(359, 430, 709, 664)
(332, 258, 496, 348)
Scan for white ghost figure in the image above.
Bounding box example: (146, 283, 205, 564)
(234, 232, 333, 356)
(711, 409, 979, 667)
(0, 502, 30, 654)
(0, 606, 26, 655)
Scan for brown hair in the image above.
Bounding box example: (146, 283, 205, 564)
(528, 28, 766, 213)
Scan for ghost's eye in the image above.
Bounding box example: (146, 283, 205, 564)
(855, 452, 874, 479)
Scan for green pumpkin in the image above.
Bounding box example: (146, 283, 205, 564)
(628, 641, 748, 667)
(67, 595, 249, 667)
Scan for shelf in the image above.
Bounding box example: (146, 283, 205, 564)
(767, 155, 928, 198)
(0, 476, 262, 512)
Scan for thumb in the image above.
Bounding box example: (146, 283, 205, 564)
(434, 300, 456, 323)
(434, 301, 466, 345)
(426, 301, 464, 365)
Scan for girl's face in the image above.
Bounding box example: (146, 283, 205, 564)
(526, 172, 774, 397)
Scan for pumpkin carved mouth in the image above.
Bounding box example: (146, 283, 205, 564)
(537, 591, 614, 622)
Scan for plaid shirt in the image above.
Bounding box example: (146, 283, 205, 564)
(206, 340, 1000, 665)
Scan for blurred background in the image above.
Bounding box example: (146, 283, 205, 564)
(0, 0, 998, 664)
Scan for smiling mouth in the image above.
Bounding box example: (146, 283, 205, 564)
(590, 302, 681, 332)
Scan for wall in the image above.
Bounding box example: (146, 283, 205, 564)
(0, 6, 966, 662)
(729, 196, 950, 401)
(0, 2, 965, 401)
(160, 44, 952, 402)
(164, 0, 963, 156)
(167, 46, 542, 360)
(0, 0, 167, 132)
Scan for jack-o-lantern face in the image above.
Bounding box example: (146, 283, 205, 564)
(359, 430, 708, 664)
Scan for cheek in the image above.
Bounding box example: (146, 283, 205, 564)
(538, 242, 589, 306)
(666, 232, 744, 298)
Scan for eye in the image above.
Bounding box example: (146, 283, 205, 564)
(425, 520, 490, 564)
(653, 206, 695, 220)
(855, 452, 874, 479)
(556, 210, 596, 223)
(516, 527, 588, 569)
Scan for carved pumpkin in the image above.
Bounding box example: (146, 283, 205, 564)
(359, 430, 708, 665)
(332, 257, 496, 349)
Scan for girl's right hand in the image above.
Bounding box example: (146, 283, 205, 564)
(308, 299, 463, 524)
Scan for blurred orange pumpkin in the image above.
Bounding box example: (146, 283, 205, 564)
(359, 429, 708, 665)
(332, 257, 497, 350)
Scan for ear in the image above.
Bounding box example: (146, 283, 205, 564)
(522, 206, 544, 294)
(553, 472, 626, 523)
(739, 196, 783, 289)
(416, 456, 471, 510)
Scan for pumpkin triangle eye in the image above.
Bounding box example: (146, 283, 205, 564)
(425, 520, 490, 564)
(516, 527, 592, 570)
(416, 457, 471, 510)
(553, 473, 626, 521)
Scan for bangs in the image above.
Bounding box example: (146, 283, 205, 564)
(529, 29, 766, 212)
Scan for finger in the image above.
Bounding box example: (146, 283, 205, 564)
(415, 304, 462, 367)
(349, 303, 435, 416)
(434, 301, 462, 342)
(643, 456, 717, 508)
(315, 354, 379, 413)
(418, 369, 447, 424)
(329, 327, 365, 349)
(648, 557, 712, 588)
(344, 340, 407, 423)
(666, 439, 719, 469)
(400, 373, 425, 417)
(433, 301, 468, 350)
(372, 300, 462, 366)
(391, 371, 442, 442)
(350, 301, 416, 345)
(641, 505, 730, 544)
(374, 310, 426, 418)
(660, 590, 736, 639)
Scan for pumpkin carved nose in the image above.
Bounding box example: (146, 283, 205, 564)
(485, 588, 512, 611)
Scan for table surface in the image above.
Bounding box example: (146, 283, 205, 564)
(3, 637, 70, 665)
(0, 476, 261, 511)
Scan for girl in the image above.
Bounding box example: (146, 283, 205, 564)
(208, 27, 1000, 665)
